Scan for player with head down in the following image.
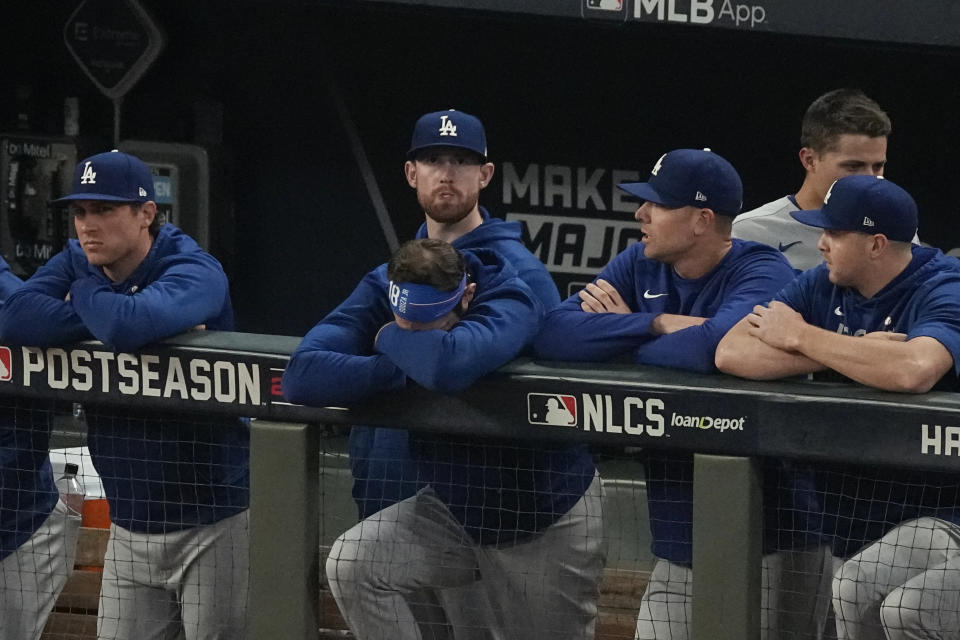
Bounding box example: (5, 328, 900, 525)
(283, 237, 604, 640)
(534, 149, 829, 639)
(0, 260, 73, 640)
(342, 109, 577, 638)
(349, 109, 562, 520)
(717, 175, 960, 640)
(0, 151, 248, 639)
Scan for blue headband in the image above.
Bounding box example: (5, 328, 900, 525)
(389, 275, 467, 324)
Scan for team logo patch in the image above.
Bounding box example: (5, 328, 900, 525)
(0, 347, 12, 382)
(79, 161, 97, 184)
(528, 393, 577, 427)
(438, 115, 458, 137)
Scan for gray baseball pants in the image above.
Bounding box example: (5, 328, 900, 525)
(0, 500, 80, 640)
(327, 473, 605, 640)
(635, 545, 833, 639)
(97, 509, 249, 640)
(833, 517, 960, 640)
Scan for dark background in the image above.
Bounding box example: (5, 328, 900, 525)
(7, 1, 960, 335)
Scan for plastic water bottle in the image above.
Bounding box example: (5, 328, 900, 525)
(56, 463, 85, 517)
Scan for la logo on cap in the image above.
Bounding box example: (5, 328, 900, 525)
(824, 180, 836, 204)
(651, 153, 666, 176)
(80, 161, 97, 185)
(439, 115, 458, 137)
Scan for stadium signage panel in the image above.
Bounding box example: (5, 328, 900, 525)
(503, 161, 641, 294)
(526, 389, 749, 443)
(920, 423, 960, 456)
(7, 344, 266, 408)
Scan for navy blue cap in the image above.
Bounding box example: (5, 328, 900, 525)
(791, 175, 917, 242)
(618, 148, 743, 215)
(54, 150, 154, 203)
(408, 109, 488, 160)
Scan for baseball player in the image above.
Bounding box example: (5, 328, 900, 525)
(283, 238, 604, 640)
(0, 151, 248, 640)
(345, 110, 569, 638)
(350, 108, 561, 520)
(716, 175, 960, 639)
(0, 258, 76, 640)
(533, 149, 826, 640)
(733, 89, 891, 272)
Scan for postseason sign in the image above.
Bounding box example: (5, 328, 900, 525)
(0, 343, 284, 417)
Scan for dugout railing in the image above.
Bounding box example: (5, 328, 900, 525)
(3, 330, 959, 639)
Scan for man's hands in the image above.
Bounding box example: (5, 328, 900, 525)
(745, 301, 809, 351)
(579, 279, 709, 335)
(579, 279, 630, 314)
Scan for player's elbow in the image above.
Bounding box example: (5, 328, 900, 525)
(99, 323, 149, 353)
(415, 362, 478, 393)
(714, 339, 746, 376)
(281, 357, 330, 405)
(887, 361, 943, 394)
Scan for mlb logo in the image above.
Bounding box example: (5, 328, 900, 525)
(0, 347, 11, 382)
(528, 393, 578, 427)
(585, 0, 623, 11)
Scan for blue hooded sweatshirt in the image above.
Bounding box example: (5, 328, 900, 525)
(348, 208, 568, 518)
(0, 257, 38, 560)
(284, 248, 595, 544)
(0, 225, 248, 534)
(777, 246, 960, 557)
(534, 238, 818, 563)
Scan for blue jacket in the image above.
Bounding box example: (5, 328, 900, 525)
(534, 239, 813, 563)
(0, 257, 39, 560)
(284, 249, 595, 544)
(349, 208, 566, 518)
(778, 246, 960, 556)
(0, 225, 248, 534)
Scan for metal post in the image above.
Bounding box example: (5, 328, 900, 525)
(692, 454, 762, 640)
(250, 420, 320, 639)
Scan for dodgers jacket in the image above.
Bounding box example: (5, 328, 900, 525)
(0, 225, 247, 534)
(778, 246, 960, 556)
(0, 257, 41, 559)
(284, 249, 596, 544)
(533, 239, 817, 563)
(349, 208, 566, 519)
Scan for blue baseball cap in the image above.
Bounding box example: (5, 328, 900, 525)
(791, 175, 917, 242)
(618, 148, 743, 216)
(54, 150, 154, 203)
(408, 109, 488, 160)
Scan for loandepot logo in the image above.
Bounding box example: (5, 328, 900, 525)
(671, 412, 745, 432)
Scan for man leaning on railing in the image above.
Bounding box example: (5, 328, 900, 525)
(716, 175, 960, 640)
(0, 151, 249, 640)
(283, 238, 604, 640)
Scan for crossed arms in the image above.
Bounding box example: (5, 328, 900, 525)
(715, 301, 955, 393)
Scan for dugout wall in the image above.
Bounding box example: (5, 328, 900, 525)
(5, 1, 960, 334)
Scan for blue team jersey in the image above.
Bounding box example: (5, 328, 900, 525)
(284, 249, 595, 545)
(350, 208, 568, 519)
(535, 238, 814, 563)
(0, 258, 44, 560)
(777, 246, 960, 556)
(535, 239, 797, 373)
(0, 225, 248, 534)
